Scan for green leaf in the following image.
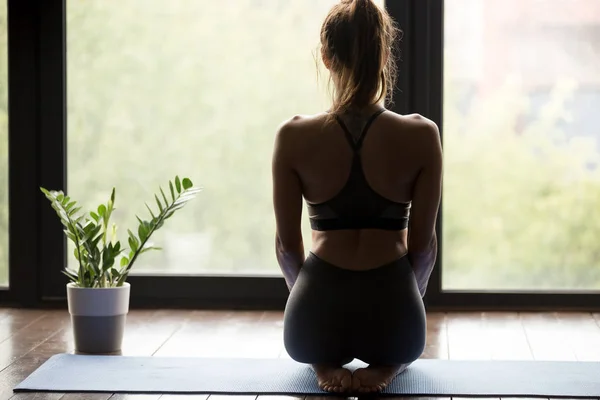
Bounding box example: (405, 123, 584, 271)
(160, 187, 169, 207)
(182, 177, 193, 190)
(120, 257, 129, 267)
(65, 229, 77, 244)
(154, 195, 163, 212)
(127, 229, 140, 251)
(140, 242, 162, 255)
(145, 203, 156, 220)
(86, 262, 96, 278)
(116, 273, 128, 286)
(139, 247, 159, 255)
(175, 176, 182, 193)
(97, 204, 106, 217)
(169, 181, 175, 201)
(62, 269, 78, 283)
(73, 247, 81, 261)
(128, 236, 138, 252)
(138, 223, 148, 243)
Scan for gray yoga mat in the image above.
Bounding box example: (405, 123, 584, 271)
(14, 354, 600, 397)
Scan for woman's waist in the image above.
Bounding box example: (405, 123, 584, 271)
(310, 229, 408, 271)
(300, 251, 413, 287)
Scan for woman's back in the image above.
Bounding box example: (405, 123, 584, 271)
(275, 107, 441, 271)
(273, 0, 442, 393)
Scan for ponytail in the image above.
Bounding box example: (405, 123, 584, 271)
(320, 0, 400, 114)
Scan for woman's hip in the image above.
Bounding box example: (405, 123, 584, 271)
(284, 252, 424, 322)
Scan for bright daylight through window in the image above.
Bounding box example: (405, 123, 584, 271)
(443, 0, 600, 291)
(67, 0, 384, 275)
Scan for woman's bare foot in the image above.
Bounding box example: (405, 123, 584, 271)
(351, 363, 410, 393)
(312, 364, 352, 393)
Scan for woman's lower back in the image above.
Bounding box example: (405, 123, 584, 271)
(310, 228, 409, 271)
(283, 250, 426, 365)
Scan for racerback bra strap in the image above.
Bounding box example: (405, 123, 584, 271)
(333, 108, 386, 152)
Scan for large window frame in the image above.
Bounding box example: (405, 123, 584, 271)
(2, 0, 599, 310)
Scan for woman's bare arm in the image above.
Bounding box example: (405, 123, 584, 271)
(407, 119, 443, 297)
(272, 120, 305, 291)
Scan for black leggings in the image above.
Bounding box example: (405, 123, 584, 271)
(283, 252, 426, 366)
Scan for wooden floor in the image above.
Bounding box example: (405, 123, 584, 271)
(1, 308, 600, 400)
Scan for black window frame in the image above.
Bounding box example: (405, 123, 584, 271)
(3, 0, 600, 311)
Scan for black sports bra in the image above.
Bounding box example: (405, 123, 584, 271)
(306, 109, 411, 231)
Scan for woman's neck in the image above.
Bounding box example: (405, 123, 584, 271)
(335, 101, 385, 117)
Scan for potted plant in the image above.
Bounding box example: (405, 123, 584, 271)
(40, 176, 201, 354)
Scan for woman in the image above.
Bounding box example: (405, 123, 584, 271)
(272, 0, 442, 394)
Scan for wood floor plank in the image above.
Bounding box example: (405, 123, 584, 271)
(124, 310, 191, 357)
(263, 314, 306, 400)
(593, 313, 600, 325)
(422, 312, 448, 359)
(554, 312, 600, 362)
(255, 313, 302, 400)
(156, 311, 280, 358)
(484, 313, 539, 400)
(482, 312, 532, 360)
(1, 321, 71, 400)
(520, 312, 577, 361)
(8, 394, 64, 400)
(255, 311, 286, 360)
(58, 394, 114, 400)
(1, 310, 192, 400)
(447, 312, 498, 400)
(446, 312, 493, 360)
(4, 309, 598, 400)
(158, 396, 209, 400)
(0, 307, 13, 323)
(109, 396, 161, 400)
(0, 310, 48, 345)
(0, 311, 69, 372)
(520, 312, 572, 400)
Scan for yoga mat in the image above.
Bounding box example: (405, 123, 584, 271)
(14, 354, 600, 397)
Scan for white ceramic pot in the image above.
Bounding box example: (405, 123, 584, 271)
(66, 282, 131, 354)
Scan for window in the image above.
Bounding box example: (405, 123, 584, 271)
(443, 0, 600, 291)
(67, 0, 383, 276)
(0, 1, 7, 288)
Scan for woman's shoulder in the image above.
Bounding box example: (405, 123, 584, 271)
(383, 112, 440, 145)
(274, 112, 328, 143)
(387, 112, 438, 132)
(278, 112, 328, 130)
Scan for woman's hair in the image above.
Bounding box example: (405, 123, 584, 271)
(320, 0, 400, 115)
